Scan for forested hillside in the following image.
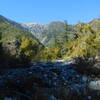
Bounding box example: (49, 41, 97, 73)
(40, 21, 100, 61)
(0, 15, 100, 67)
(0, 18, 44, 67)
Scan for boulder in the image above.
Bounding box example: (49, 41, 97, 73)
(89, 80, 100, 90)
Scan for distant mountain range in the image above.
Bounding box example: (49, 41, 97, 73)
(0, 15, 47, 43)
(0, 15, 100, 46)
(0, 15, 67, 46)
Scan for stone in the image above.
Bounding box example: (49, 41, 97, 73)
(89, 80, 100, 90)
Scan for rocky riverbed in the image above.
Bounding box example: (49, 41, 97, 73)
(0, 61, 100, 100)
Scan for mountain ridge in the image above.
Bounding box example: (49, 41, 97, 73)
(1, 15, 100, 46)
(0, 15, 49, 43)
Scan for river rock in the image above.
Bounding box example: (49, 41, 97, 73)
(89, 80, 100, 90)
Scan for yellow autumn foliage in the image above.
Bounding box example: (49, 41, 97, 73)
(19, 37, 39, 57)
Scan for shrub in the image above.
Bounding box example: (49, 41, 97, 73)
(74, 56, 97, 74)
(19, 37, 39, 61)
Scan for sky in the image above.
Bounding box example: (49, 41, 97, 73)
(0, 0, 100, 24)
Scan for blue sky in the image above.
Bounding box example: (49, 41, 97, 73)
(0, 0, 100, 24)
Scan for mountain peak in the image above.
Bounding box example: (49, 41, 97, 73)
(22, 22, 47, 27)
(90, 18, 100, 24)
